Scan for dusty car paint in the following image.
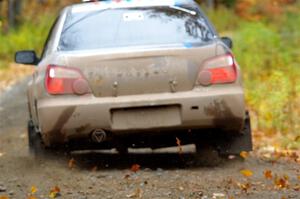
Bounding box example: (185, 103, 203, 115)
(24, 1, 247, 147)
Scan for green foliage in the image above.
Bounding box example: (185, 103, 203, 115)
(0, 14, 55, 69)
(205, 6, 241, 32)
(220, 0, 236, 7)
(209, 5, 300, 142)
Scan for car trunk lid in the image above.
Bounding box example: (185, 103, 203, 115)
(63, 44, 217, 97)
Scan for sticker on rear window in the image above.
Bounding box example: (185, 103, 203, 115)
(123, 12, 144, 21)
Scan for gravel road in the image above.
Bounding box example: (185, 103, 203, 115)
(0, 78, 299, 199)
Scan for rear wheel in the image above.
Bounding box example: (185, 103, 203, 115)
(217, 111, 253, 156)
(194, 144, 223, 166)
(27, 120, 45, 157)
(28, 120, 66, 157)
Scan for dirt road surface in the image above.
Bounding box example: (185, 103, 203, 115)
(0, 78, 299, 199)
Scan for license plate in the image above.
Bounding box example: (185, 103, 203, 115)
(111, 106, 181, 130)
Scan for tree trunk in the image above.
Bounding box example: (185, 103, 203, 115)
(206, 0, 215, 9)
(8, 0, 15, 28)
(7, 0, 22, 30)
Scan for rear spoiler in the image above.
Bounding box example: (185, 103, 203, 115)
(75, 0, 194, 13)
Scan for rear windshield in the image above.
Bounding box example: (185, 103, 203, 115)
(59, 6, 214, 51)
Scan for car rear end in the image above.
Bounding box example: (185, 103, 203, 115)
(35, 0, 246, 149)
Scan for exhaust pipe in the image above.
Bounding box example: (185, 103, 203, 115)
(91, 129, 107, 143)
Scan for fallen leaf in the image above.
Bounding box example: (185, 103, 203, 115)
(274, 177, 289, 189)
(68, 158, 76, 169)
(131, 164, 141, 173)
(294, 184, 300, 191)
(298, 175, 300, 181)
(240, 169, 253, 177)
(31, 186, 37, 194)
(240, 151, 249, 159)
(49, 186, 61, 198)
(124, 174, 131, 179)
(91, 166, 98, 172)
(49, 192, 57, 199)
(27, 196, 37, 199)
(176, 137, 183, 154)
(0, 196, 9, 199)
(212, 193, 225, 199)
(288, 152, 299, 162)
(237, 182, 251, 193)
(281, 197, 287, 199)
(126, 188, 143, 198)
(264, 170, 273, 179)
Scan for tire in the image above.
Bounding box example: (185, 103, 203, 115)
(27, 120, 45, 157)
(217, 111, 253, 156)
(194, 144, 223, 166)
(28, 120, 71, 158)
(27, 120, 64, 158)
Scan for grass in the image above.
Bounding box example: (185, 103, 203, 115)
(1, 3, 299, 149)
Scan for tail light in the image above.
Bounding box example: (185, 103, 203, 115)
(197, 54, 237, 86)
(45, 65, 90, 95)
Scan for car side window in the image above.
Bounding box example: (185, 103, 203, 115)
(40, 17, 60, 59)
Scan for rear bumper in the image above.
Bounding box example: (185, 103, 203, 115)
(37, 86, 245, 145)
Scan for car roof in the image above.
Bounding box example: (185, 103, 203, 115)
(69, 0, 198, 14)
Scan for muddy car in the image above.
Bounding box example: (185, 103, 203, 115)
(15, 0, 252, 160)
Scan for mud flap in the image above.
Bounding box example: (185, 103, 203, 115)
(217, 111, 253, 155)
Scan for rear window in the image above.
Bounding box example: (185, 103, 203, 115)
(59, 6, 214, 51)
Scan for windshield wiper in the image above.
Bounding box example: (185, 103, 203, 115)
(62, 8, 110, 34)
(169, 5, 196, 15)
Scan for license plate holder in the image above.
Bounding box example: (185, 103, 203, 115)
(111, 105, 181, 130)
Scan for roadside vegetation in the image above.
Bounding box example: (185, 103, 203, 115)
(0, 0, 299, 149)
(207, 1, 300, 150)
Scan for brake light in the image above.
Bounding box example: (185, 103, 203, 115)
(45, 65, 90, 95)
(197, 54, 237, 86)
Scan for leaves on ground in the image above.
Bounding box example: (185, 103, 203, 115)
(126, 188, 143, 198)
(212, 193, 225, 199)
(30, 186, 37, 194)
(0, 64, 34, 92)
(175, 137, 183, 154)
(240, 169, 253, 177)
(264, 170, 273, 179)
(274, 176, 289, 189)
(49, 186, 61, 198)
(240, 151, 249, 159)
(293, 184, 300, 191)
(237, 182, 251, 193)
(256, 147, 300, 164)
(91, 166, 98, 172)
(68, 158, 76, 169)
(0, 196, 9, 199)
(130, 164, 141, 173)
